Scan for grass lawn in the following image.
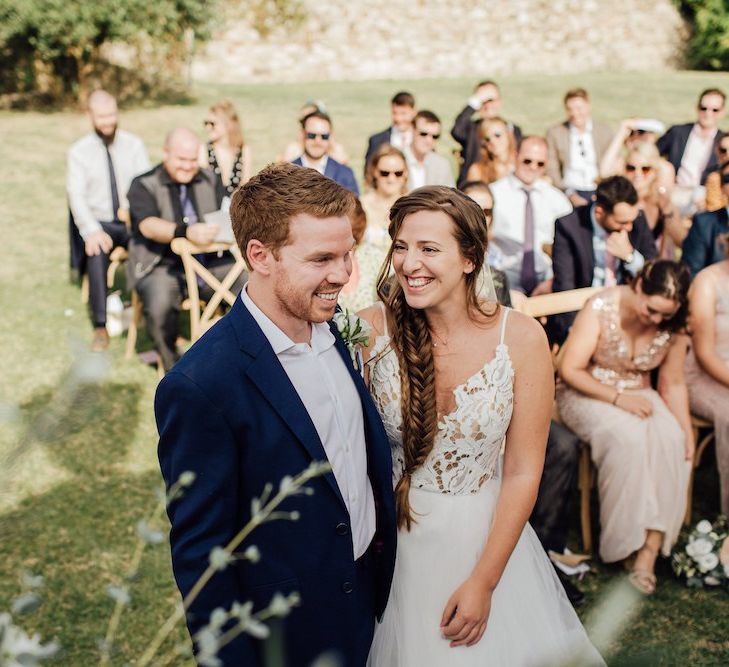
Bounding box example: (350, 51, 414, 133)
(1, 71, 729, 665)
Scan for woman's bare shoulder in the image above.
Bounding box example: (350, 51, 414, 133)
(357, 302, 387, 339)
(502, 309, 550, 365)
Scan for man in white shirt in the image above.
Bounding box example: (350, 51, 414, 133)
(546, 88, 613, 207)
(364, 91, 416, 174)
(67, 89, 150, 350)
(156, 162, 396, 666)
(405, 110, 455, 190)
(490, 136, 572, 295)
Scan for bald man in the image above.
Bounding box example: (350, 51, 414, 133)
(67, 89, 150, 351)
(128, 127, 245, 370)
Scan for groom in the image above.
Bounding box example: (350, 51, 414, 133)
(156, 163, 397, 666)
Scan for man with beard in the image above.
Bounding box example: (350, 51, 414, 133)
(67, 89, 150, 350)
(156, 162, 396, 666)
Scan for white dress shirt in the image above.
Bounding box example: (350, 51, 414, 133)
(241, 286, 376, 559)
(564, 121, 599, 192)
(389, 127, 412, 152)
(301, 154, 329, 176)
(66, 129, 150, 239)
(490, 174, 572, 290)
(676, 124, 715, 189)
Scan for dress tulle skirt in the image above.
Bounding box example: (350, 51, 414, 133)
(367, 480, 605, 666)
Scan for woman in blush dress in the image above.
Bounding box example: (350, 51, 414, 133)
(556, 260, 694, 594)
(199, 100, 252, 196)
(685, 243, 729, 515)
(465, 117, 516, 184)
(359, 186, 603, 666)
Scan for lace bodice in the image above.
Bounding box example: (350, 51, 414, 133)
(368, 309, 514, 495)
(589, 290, 672, 390)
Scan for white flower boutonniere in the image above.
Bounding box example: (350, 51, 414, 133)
(333, 308, 371, 373)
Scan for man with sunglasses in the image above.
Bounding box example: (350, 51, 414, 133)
(451, 79, 522, 187)
(683, 162, 729, 277)
(404, 110, 455, 190)
(293, 110, 359, 195)
(489, 136, 572, 296)
(657, 88, 726, 213)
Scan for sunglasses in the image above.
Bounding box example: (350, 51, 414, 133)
(720, 172, 729, 185)
(418, 131, 441, 140)
(305, 132, 330, 140)
(521, 158, 546, 168)
(482, 207, 493, 219)
(625, 164, 653, 174)
(700, 105, 722, 113)
(378, 169, 405, 178)
(719, 146, 729, 155)
(629, 129, 648, 136)
(203, 120, 216, 128)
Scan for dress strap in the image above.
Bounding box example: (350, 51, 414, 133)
(499, 306, 510, 345)
(376, 301, 389, 337)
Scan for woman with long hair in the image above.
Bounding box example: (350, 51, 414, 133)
(199, 99, 252, 195)
(557, 260, 694, 594)
(359, 186, 603, 665)
(465, 117, 516, 184)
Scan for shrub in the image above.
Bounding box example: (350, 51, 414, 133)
(677, 0, 729, 70)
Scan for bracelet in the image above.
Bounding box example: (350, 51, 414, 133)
(612, 388, 622, 405)
(173, 221, 187, 238)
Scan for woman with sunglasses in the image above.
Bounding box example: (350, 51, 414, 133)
(278, 99, 350, 164)
(557, 260, 694, 595)
(199, 100, 251, 196)
(703, 135, 729, 212)
(466, 117, 516, 184)
(621, 143, 680, 257)
(685, 237, 729, 517)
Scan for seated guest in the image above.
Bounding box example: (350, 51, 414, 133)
(657, 88, 725, 216)
(702, 133, 729, 212)
(337, 199, 376, 312)
(364, 91, 416, 173)
(199, 100, 251, 196)
(600, 117, 674, 192)
(465, 117, 516, 184)
(128, 128, 246, 371)
(293, 111, 359, 195)
(683, 160, 729, 277)
(461, 180, 512, 307)
(279, 99, 350, 164)
(685, 244, 729, 515)
(67, 89, 151, 351)
(451, 79, 522, 186)
(621, 143, 678, 256)
(549, 176, 658, 344)
(490, 136, 573, 296)
(405, 110, 454, 190)
(557, 260, 693, 594)
(546, 87, 613, 206)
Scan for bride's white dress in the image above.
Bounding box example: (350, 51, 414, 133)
(366, 308, 604, 666)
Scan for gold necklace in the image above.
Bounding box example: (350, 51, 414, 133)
(431, 330, 449, 348)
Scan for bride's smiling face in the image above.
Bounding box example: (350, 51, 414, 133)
(391, 209, 475, 309)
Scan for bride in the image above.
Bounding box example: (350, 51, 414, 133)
(358, 186, 603, 665)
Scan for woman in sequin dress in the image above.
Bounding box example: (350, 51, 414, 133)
(199, 100, 251, 196)
(556, 260, 694, 594)
(685, 248, 729, 515)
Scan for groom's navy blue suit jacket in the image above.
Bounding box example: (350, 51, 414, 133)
(156, 297, 397, 666)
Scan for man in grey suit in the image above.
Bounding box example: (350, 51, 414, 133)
(546, 87, 612, 207)
(405, 110, 455, 190)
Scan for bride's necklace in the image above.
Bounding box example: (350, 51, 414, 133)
(431, 330, 449, 348)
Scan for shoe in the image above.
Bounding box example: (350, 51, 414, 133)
(552, 563, 585, 607)
(628, 569, 656, 595)
(91, 327, 110, 352)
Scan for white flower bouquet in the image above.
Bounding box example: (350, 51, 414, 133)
(671, 515, 729, 590)
(333, 308, 371, 371)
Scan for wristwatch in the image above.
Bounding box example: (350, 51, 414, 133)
(623, 252, 634, 264)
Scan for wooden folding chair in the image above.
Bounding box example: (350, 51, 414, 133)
(684, 415, 717, 525)
(520, 286, 602, 319)
(171, 238, 247, 342)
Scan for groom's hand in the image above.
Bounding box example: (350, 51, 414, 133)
(440, 576, 493, 647)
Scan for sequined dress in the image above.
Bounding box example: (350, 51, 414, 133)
(556, 289, 690, 563)
(367, 308, 604, 666)
(206, 143, 243, 195)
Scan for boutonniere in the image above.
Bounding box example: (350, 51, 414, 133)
(333, 309, 371, 373)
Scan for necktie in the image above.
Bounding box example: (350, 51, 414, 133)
(105, 145, 120, 221)
(179, 184, 198, 224)
(520, 188, 537, 294)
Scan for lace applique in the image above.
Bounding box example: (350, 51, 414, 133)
(368, 335, 514, 495)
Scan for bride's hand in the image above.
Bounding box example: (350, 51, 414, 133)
(440, 577, 493, 647)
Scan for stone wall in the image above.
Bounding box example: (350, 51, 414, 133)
(191, 0, 688, 83)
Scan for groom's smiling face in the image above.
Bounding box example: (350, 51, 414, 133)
(271, 213, 355, 324)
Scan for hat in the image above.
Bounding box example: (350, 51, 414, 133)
(633, 118, 665, 134)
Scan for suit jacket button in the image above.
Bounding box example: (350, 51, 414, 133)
(336, 522, 349, 536)
(342, 581, 354, 594)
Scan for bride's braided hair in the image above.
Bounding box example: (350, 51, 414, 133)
(375, 186, 497, 529)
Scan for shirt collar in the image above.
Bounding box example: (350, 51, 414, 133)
(569, 119, 593, 134)
(301, 155, 328, 174)
(240, 284, 336, 355)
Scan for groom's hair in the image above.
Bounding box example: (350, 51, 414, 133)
(230, 162, 356, 269)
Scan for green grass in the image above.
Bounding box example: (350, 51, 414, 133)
(1, 72, 729, 665)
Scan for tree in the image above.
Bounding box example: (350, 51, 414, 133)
(676, 0, 729, 70)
